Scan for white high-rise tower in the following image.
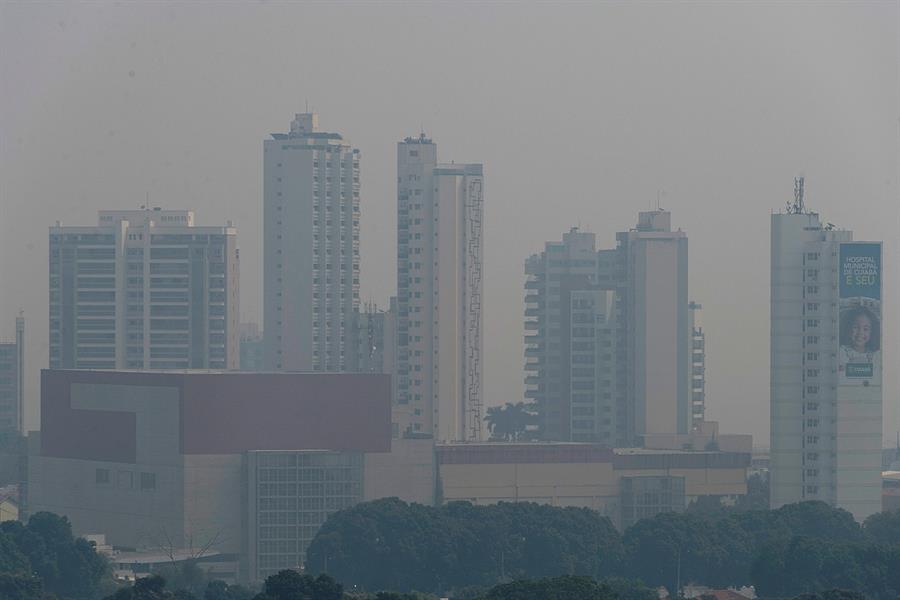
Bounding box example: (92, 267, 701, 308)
(395, 135, 483, 442)
(770, 180, 883, 521)
(263, 113, 361, 372)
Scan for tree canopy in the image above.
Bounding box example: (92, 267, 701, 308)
(306, 499, 900, 598)
(306, 498, 623, 593)
(0, 511, 111, 600)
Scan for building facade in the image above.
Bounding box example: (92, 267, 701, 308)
(263, 113, 361, 372)
(395, 135, 483, 442)
(49, 210, 239, 370)
(27, 369, 392, 584)
(437, 443, 749, 530)
(239, 323, 264, 372)
(617, 210, 690, 440)
(688, 302, 706, 429)
(356, 301, 396, 377)
(0, 316, 24, 433)
(524, 228, 601, 441)
(525, 211, 691, 447)
(770, 189, 883, 522)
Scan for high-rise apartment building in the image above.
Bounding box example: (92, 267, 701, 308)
(263, 113, 360, 372)
(688, 302, 706, 429)
(525, 210, 691, 446)
(617, 210, 690, 441)
(770, 182, 882, 521)
(396, 135, 483, 442)
(0, 316, 24, 432)
(49, 209, 239, 370)
(524, 228, 612, 441)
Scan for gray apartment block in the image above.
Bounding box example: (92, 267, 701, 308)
(48, 209, 239, 370)
(0, 316, 24, 433)
(525, 211, 692, 447)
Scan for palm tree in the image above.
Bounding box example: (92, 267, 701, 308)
(485, 402, 539, 441)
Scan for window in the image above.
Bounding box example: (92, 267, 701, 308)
(140, 472, 156, 491)
(118, 470, 133, 489)
(96, 468, 110, 484)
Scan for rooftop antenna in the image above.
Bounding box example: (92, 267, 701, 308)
(791, 176, 805, 214)
(305, 98, 309, 113)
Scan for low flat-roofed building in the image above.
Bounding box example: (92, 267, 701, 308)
(437, 443, 750, 529)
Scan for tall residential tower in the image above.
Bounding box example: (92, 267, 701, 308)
(770, 181, 882, 521)
(525, 210, 691, 446)
(0, 316, 24, 432)
(263, 113, 361, 372)
(49, 209, 239, 370)
(396, 135, 483, 442)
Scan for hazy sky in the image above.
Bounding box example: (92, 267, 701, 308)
(1, 1, 897, 444)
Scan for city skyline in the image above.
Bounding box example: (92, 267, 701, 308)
(1, 2, 897, 444)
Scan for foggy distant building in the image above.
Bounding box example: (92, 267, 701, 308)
(688, 302, 706, 429)
(356, 301, 396, 377)
(525, 210, 690, 446)
(239, 323, 264, 371)
(0, 316, 24, 433)
(48, 209, 239, 370)
(262, 113, 360, 372)
(395, 135, 483, 442)
(524, 228, 611, 441)
(770, 184, 883, 522)
(28, 369, 393, 584)
(617, 210, 690, 442)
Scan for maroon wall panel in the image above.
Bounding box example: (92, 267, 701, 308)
(40, 370, 181, 463)
(180, 373, 391, 454)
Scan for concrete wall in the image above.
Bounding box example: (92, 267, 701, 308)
(437, 445, 748, 528)
(364, 438, 435, 505)
(28, 454, 185, 549)
(183, 454, 243, 555)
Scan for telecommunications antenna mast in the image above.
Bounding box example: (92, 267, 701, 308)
(791, 176, 805, 214)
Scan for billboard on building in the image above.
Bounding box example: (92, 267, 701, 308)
(838, 243, 881, 384)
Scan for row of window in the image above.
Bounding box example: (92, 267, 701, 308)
(95, 468, 155, 490)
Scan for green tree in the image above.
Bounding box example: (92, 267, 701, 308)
(306, 498, 622, 592)
(204, 580, 254, 600)
(0, 572, 44, 600)
(484, 403, 537, 442)
(1, 511, 110, 600)
(863, 509, 900, 545)
(255, 570, 342, 600)
(477, 575, 615, 600)
(0, 528, 30, 574)
(791, 590, 869, 600)
(155, 560, 208, 596)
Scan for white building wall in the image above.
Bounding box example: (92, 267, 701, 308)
(263, 113, 360, 372)
(622, 211, 689, 440)
(770, 211, 882, 522)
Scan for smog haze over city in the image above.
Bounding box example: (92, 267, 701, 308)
(3, 1, 897, 441)
(3, 2, 900, 598)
